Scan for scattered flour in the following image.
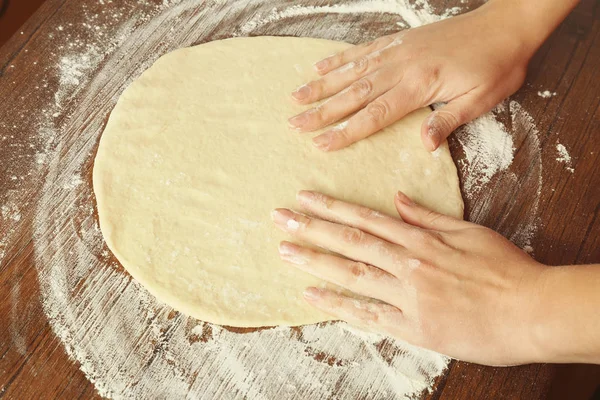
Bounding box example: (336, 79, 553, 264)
(506, 101, 543, 253)
(240, 0, 462, 34)
(556, 142, 574, 173)
(537, 90, 557, 98)
(453, 111, 515, 196)
(0, 0, 543, 398)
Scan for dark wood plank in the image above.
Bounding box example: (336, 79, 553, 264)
(0, 0, 598, 399)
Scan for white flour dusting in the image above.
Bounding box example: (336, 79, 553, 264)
(556, 142, 574, 173)
(506, 101, 543, 253)
(454, 112, 515, 196)
(537, 90, 556, 98)
(240, 0, 458, 34)
(0, 0, 541, 398)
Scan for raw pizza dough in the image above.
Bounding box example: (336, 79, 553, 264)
(93, 37, 464, 327)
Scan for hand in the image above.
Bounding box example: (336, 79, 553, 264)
(271, 191, 547, 366)
(288, 2, 537, 151)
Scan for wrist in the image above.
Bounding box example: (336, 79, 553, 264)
(530, 265, 600, 364)
(479, 0, 579, 58)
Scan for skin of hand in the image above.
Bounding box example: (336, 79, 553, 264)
(270, 191, 600, 366)
(288, 0, 579, 152)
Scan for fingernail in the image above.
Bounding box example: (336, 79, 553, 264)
(427, 116, 441, 150)
(288, 111, 309, 129)
(314, 59, 328, 72)
(271, 209, 301, 231)
(396, 191, 414, 206)
(291, 84, 311, 101)
(312, 131, 334, 151)
(279, 242, 309, 265)
(303, 287, 321, 301)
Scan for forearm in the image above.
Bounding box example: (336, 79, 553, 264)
(480, 0, 580, 55)
(534, 264, 600, 364)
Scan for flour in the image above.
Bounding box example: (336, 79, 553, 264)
(556, 143, 574, 173)
(506, 101, 543, 253)
(286, 219, 301, 231)
(454, 111, 515, 196)
(407, 259, 421, 270)
(3, 0, 541, 398)
(537, 90, 557, 98)
(240, 0, 456, 34)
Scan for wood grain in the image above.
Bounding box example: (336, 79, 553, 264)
(0, 0, 599, 398)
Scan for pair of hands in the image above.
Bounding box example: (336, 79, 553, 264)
(274, 1, 559, 366)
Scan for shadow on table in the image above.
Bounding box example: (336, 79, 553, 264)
(547, 364, 600, 400)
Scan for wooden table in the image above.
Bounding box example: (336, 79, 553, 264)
(1, 0, 599, 398)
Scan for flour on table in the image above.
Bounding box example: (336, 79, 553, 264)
(453, 110, 515, 196)
(240, 0, 463, 34)
(556, 142, 574, 173)
(537, 90, 557, 98)
(506, 101, 543, 254)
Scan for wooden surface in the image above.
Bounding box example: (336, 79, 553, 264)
(1, 0, 599, 398)
(0, 0, 47, 46)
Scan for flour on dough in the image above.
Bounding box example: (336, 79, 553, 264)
(93, 37, 463, 327)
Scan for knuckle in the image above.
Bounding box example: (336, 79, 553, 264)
(352, 56, 369, 75)
(331, 52, 344, 67)
(443, 110, 462, 128)
(347, 261, 368, 279)
(310, 105, 326, 123)
(307, 80, 321, 99)
(380, 34, 399, 48)
(369, 51, 383, 67)
(357, 205, 377, 220)
(313, 192, 336, 209)
(349, 78, 373, 100)
(366, 100, 391, 123)
(359, 40, 375, 49)
(333, 125, 352, 143)
(419, 230, 445, 249)
(363, 303, 399, 325)
(427, 65, 441, 83)
(425, 210, 443, 224)
(300, 215, 312, 230)
(429, 111, 457, 135)
(341, 227, 365, 245)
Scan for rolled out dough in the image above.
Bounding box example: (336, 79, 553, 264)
(93, 37, 464, 327)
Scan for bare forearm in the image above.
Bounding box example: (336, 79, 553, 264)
(534, 264, 600, 364)
(482, 0, 580, 54)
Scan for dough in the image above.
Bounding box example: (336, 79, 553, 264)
(93, 37, 463, 327)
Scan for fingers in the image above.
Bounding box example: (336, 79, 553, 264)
(271, 208, 404, 273)
(296, 190, 413, 245)
(312, 84, 421, 151)
(312, 35, 396, 76)
(278, 241, 399, 304)
(302, 287, 405, 334)
(290, 51, 390, 108)
(421, 91, 488, 151)
(394, 191, 463, 231)
(288, 67, 403, 132)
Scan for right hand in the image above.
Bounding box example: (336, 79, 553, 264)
(288, 1, 538, 151)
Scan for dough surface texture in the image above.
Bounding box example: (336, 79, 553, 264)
(93, 37, 464, 327)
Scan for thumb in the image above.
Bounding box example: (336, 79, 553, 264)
(421, 92, 486, 151)
(394, 191, 463, 231)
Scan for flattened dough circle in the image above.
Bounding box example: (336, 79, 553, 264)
(93, 37, 464, 327)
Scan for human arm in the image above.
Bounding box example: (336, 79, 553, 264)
(271, 191, 600, 366)
(288, 0, 581, 151)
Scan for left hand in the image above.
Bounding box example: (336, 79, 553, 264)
(271, 190, 547, 366)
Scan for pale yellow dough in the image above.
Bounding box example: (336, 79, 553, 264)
(93, 37, 464, 327)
